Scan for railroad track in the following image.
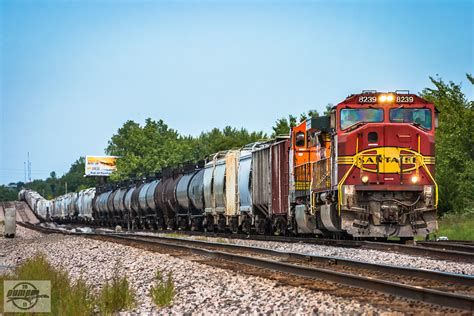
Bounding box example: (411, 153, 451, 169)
(43, 221, 474, 262)
(17, 222, 474, 312)
(133, 228, 474, 263)
(417, 241, 474, 254)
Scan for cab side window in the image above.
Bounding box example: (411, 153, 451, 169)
(295, 132, 305, 147)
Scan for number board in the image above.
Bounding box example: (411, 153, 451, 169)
(358, 95, 376, 103)
(396, 95, 414, 103)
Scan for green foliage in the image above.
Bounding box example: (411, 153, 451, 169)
(106, 119, 192, 180)
(272, 109, 321, 137)
(421, 74, 474, 215)
(272, 114, 297, 136)
(193, 126, 267, 160)
(324, 103, 334, 116)
(436, 213, 474, 240)
(150, 270, 175, 307)
(0, 253, 95, 315)
(0, 185, 17, 202)
(106, 119, 267, 180)
(97, 266, 136, 315)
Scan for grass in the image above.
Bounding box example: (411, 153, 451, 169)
(0, 253, 95, 315)
(436, 213, 474, 240)
(0, 254, 138, 315)
(149, 270, 175, 307)
(97, 265, 137, 315)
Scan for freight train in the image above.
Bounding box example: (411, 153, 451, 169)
(20, 91, 439, 239)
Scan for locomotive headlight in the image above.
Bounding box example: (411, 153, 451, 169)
(361, 175, 369, 184)
(379, 94, 395, 103)
(411, 175, 419, 184)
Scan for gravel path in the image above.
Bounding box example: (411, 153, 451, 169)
(149, 233, 474, 275)
(0, 226, 384, 314)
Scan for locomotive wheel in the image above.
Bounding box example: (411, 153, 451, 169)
(256, 218, 265, 235)
(179, 217, 188, 231)
(217, 215, 226, 232)
(230, 217, 239, 233)
(274, 217, 288, 236)
(191, 217, 203, 231)
(204, 215, 214, 232)
(242, 215, 252, 234)
(167, 218, 177, 230)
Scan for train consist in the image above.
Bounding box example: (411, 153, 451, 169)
(20, 91, 439, 238)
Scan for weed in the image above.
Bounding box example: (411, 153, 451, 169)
(97, 265, 136, 315)
(150, 270, 175, 307)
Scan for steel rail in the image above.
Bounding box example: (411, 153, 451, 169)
(102, 234, 474, 311)
(148, 229, 474, 263)
(17, 222, 474, 311)
(111, 233, 474, 287)
(417, 241, 474, 254)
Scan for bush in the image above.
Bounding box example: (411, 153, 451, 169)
(150, 270, 175, 307)
(97, 266, 136, 315)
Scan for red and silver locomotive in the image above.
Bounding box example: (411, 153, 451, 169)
(291, 91, 438, 238)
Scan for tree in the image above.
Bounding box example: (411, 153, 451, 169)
(421, 74, 474, 215)
(0, 185, 17, 202)
(193, 127, 267, 159)
(324, 104, 334, 116)
(106, 119, 189, 180)
(272, 115, 297, 136)
(105, 119, 266, 180)
(272, 110, 320, 137)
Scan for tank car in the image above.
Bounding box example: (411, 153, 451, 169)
(175, 162, 205, 230)
(155, 169, 181, 230)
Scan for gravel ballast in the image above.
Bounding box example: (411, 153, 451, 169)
(0, 226, 384, 314)
(151, 233, 474, 276)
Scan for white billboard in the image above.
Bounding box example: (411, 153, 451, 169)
(85, 156, 118, 176)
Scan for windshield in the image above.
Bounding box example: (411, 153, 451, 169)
(340, 108, 384, 130)
(390, 108, 432, 130)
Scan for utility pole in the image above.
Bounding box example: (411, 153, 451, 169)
(24, 162, 27, 183)
(65, 181, 68, 194)
(27, 152, 31, 182)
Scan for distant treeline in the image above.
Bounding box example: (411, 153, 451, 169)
(2, 75, 472, 217)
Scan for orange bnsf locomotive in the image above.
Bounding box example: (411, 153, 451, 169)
(291, 91, 438, 238)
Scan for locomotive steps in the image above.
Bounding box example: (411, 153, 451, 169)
(18, 222, 474, 312)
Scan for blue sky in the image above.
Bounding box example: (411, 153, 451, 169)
(1, 0, 472, 184)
